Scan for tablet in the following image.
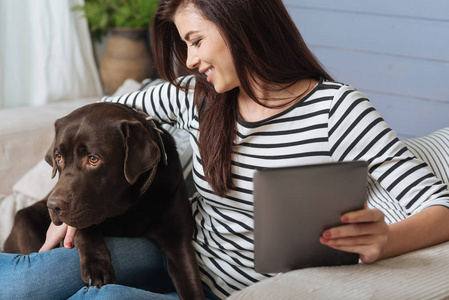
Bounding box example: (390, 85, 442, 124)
(253, 161, 368, 273)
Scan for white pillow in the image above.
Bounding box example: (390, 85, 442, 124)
(403, 127, 449, 184)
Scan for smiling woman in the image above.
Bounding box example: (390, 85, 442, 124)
(152, 0, 333, 199)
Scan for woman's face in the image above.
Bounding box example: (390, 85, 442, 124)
(174, 4, 240, 93)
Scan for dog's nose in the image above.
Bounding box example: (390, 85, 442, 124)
(47, 197, 68, 215)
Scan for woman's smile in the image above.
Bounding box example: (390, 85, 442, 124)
(204, 67, 214, 82)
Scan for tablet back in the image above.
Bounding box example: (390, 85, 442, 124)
(253, 161, 368, 273)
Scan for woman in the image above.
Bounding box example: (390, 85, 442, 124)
(2, 0, 449, 299)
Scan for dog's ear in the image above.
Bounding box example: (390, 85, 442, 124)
(122, 120, 161, 184)
(45, 137, 58, 179)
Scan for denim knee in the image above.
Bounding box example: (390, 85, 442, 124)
(105, 237, 174, 292)
(0, 238, 174, 299)
(68, 285, 180, 300)
(0, 249, 85, 300)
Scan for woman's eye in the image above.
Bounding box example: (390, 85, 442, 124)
(190, 39, 202, 47)
(88, 156, 100, 166)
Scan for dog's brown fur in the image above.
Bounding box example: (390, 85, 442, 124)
(4, 103, 204, 299)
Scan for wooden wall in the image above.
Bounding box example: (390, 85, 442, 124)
(284, 0, 449, 139)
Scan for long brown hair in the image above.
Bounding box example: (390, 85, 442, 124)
(152, 0, 333, 197)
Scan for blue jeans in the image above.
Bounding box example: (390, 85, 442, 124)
(0, 237, 219, 300)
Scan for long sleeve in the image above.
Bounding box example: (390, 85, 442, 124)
(101, 76, 196, 131)
(327, 84, 449, 216)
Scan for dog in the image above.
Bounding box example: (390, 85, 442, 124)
(4, 103, 205, 299)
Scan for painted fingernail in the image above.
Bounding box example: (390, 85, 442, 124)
(66, 242, 73, 248)
(323, 231, 331, 238)
(341, 216, 349, 223)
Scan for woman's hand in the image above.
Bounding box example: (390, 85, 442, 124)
(320, 208, 389, 263)
(38, 222, 77, 252)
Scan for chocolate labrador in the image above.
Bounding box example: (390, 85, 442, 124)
(4, 103, 204, 299)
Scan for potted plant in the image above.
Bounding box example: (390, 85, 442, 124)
(73, 0, 160, 94)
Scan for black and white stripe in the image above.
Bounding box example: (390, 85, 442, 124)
(103, 76, 449, 299)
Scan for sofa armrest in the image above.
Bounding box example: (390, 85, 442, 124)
(0, 98, 97, 195)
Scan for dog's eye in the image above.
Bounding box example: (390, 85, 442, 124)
(88, 156, 100, 166)
(55, 154, 63, 164)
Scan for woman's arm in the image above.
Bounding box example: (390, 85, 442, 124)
(327, 85, 449, 216)
(321, 205, 449, 263)
(101, 76, 196, 130)
(322, 84, 449, 262)
(382, 205, 449, 258)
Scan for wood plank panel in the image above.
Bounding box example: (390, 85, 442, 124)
(287, 6, 449, 61)
(283, 1, 449, 138)
(363, 91, 449, 139)
(312, 47, 449, 103)
(284, 0, 449, 21)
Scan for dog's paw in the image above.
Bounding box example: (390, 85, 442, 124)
(80, 259, 116, 287)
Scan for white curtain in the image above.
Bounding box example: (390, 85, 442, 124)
(0, 1, 3, 108)
(0, 0, 103, 108)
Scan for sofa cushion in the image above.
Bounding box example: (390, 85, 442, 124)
(228, 239, 449, 299)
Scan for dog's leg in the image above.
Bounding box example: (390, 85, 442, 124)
(3, 200, 51, 254)
(163, 239, 205, 300)
(74, 227, 116, 287)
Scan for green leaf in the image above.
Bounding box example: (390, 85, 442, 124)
(71, 0, 160, 41)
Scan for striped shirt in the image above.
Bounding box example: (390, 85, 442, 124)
(103, 76, 449, 299)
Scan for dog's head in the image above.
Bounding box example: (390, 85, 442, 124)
(45, 103, 161, 228)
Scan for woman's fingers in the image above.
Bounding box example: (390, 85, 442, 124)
(38, 223, 69, 253)
(320, 231, 386, 247)
(320, 208, 389, 263)
(63, 226, 77, 249)
(322, 220, 389, 239)
(341, 208, 385, 224)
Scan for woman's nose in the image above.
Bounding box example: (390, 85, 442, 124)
(186, 49, 200, 69)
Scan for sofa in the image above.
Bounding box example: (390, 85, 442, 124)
(1, 79, 449, 299)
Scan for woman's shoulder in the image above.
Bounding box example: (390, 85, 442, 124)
(317, 78, 356, 94)
(315, 78, 369, 103)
